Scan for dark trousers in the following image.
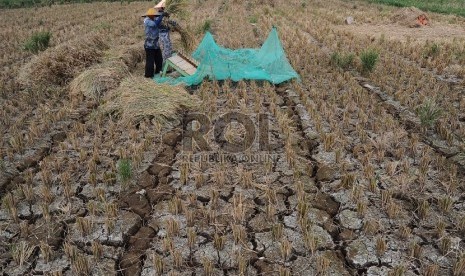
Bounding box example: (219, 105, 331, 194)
(145, 48, 163, 78)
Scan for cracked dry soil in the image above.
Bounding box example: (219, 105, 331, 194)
(2, 4, 465, 274)
(1, 77, 465, 275)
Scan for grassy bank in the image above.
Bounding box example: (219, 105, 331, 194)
(367, 0, 465, 17)
(0, 0, 141, 9)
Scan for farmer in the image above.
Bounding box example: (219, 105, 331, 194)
(142, 8, 166, 78)
(157, 7, 179, 61)
(153, 0, 178, 62)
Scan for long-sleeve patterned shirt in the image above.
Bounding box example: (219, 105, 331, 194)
(159, 18, 178, 33)
(144, 15, 164, 49)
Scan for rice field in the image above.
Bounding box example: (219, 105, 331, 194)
(1, 0, 465, 275)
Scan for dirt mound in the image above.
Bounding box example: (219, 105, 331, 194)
(18, 34, 109, 89)
(392, 7, 430, 28)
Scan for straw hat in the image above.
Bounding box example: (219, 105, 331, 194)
(142, 7, 163, 17)
(154, 0, 166, 9)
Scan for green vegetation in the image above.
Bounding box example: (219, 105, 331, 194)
(367, 0, 465, 17)
(24, 31, 52, 54)
(360, 49, 379, 74)
(117, 158, 132, 182)
(423, 43, 440, 58)
(248, 15, 258, 24)
(199, 19, 212, 34)
(417, 99, 442, 129)
(0, 0, 137, 9)
(330, 52, 355, 70)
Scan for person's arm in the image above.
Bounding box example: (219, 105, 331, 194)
(167, 19, 177, 27)
(154, 14, 164, 26)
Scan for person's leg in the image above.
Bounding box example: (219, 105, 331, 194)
(164, 33, 173, 59)
(160, 32, 169, 61)
(154, 48, 163, 74)
(145, 48, 155, 78)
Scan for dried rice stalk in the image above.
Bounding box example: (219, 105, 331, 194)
(104, 43, 145, 70)
(159, 0, 193, 52)
(69, 60, 128, 101)
(173, 24, 195, 52)
(165, 0, 189, 18)
(101, 77, 199, 126)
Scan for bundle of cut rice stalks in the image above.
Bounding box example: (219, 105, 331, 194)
(70, 60, 129, 102)
(165, 0, 189, 18)
(101, 77, 199, 126)
(162, 0, 194, 52)
(172, 24, 195, 52)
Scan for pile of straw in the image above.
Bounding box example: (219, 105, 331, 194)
(101, 77, 199, 126)
(69, 60, 128, 102)
(18, 34, 108, 89)
(104, 43, 145, 70)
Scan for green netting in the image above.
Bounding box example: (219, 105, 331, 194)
(155, 27, 299, 86)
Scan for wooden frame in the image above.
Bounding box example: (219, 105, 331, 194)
(161, 53, 197, 77)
